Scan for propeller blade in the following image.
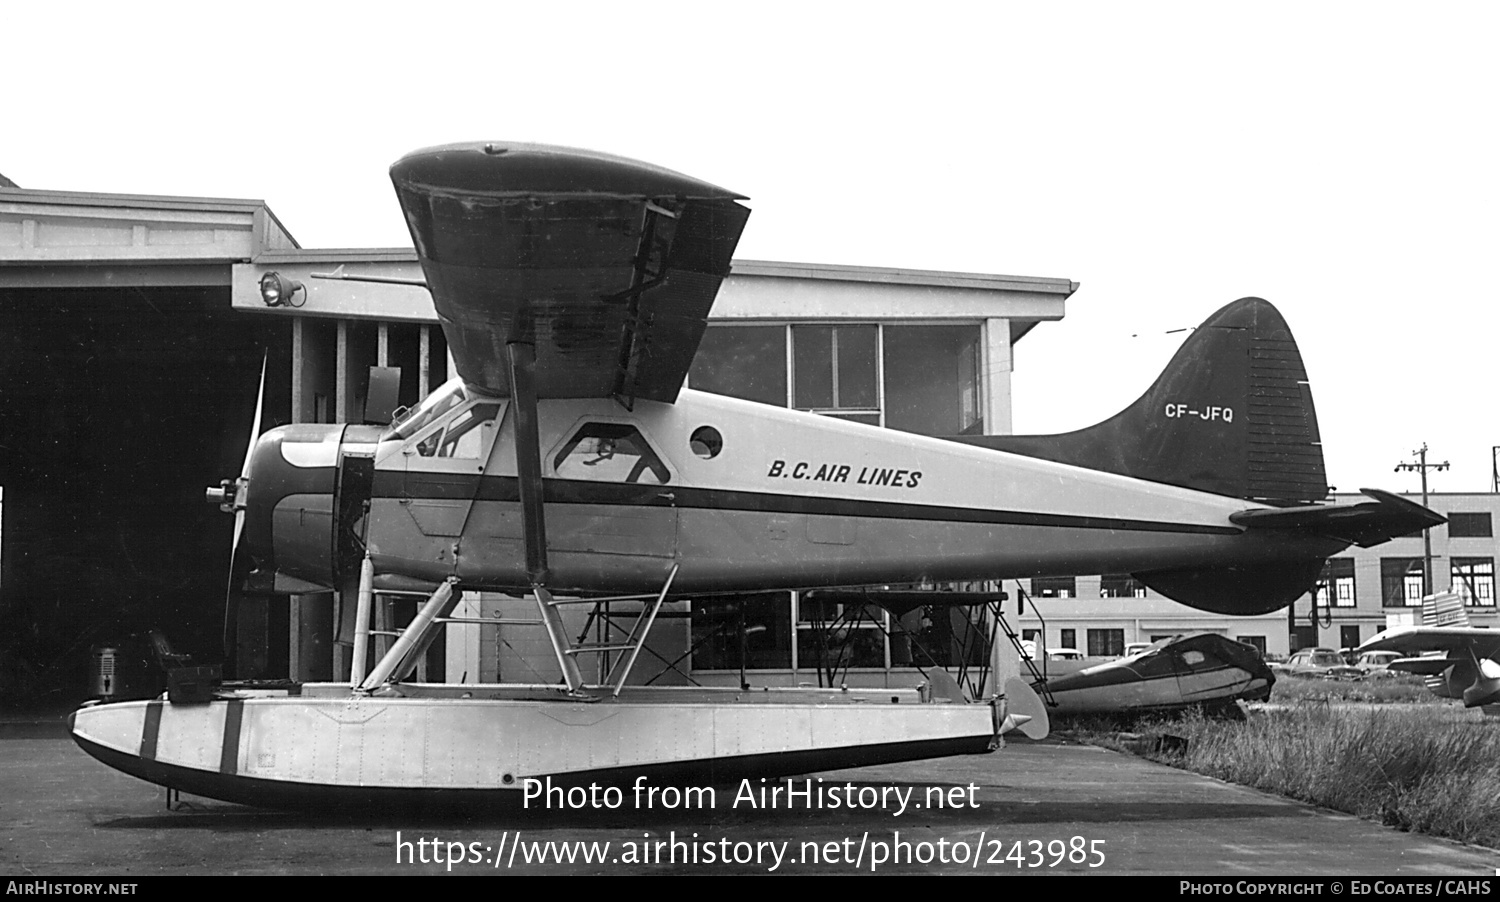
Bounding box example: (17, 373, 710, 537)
(223, 356, 267, 670)
(241, 357, 266, 480)
(232, 357, 267, 548)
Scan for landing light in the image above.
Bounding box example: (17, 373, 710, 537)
(259, 272, 306, 308)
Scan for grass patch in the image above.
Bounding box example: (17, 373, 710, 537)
(1270, 673, 1435, 704)
(1066, 705, 1500, 850)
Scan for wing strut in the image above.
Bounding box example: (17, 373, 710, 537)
(506, 336, 589, 692)
(507, 339, 551, 585)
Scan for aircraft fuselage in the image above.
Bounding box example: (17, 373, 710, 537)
(239, 381, 1342, 612)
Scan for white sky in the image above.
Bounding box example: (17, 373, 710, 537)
(8, 2, 1498, 493)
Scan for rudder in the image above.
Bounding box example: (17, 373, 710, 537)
(961, 297, 1327, 505)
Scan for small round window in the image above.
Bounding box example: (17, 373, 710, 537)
(690, 426, 723, 460)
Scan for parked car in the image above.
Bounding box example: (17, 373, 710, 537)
(1353, 650, 1405, 676)
(1279, 647, 1363, 679)
(1047, 647, 1085, 662)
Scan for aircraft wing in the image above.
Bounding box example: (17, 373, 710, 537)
(391, 142, 750, 403)
(1228, 488, 1445, 548)
(1357, 626, 1500, 660)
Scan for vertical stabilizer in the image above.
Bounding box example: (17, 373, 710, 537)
(959, 297, 1327, 505)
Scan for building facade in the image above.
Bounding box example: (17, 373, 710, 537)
(0, 183, 1078, 691)
(1003, 493, 1500, 661)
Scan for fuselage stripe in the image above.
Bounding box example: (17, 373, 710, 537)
(365, 472, 1240, 536)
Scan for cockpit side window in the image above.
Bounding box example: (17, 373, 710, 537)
(414, 403, 503, 459)
(387, 379, 467, 442)
(1130, 650, 1181, 679)
(553, 423, 670, 484)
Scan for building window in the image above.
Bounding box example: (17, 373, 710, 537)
(1340, 625, 1361, 650)
(691, 322, 984, 436)
(1060, 628, 1076, 650)
(792, 324, 880, 424)
(688, 325, 787, 407)
(1086, 629, 1124, 657)
(1314, 558, 1357, 609)
(1451, 558, 1496, 607)
(1380, 558, 1425, 607)
(882, 325, 982, 435)
(689, 593, 794, 670)
(891, 605, 990, 668)
(1100, 574, 1148, 598)
(1031, 577, 1076, 598)
(796, 596, 887, 670)
(1448, 512, 1493, 538)
(1237, 635, 1266, 655)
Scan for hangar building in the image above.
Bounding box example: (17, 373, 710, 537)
(6, 176, 1478, 698)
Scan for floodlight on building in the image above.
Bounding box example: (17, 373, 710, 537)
(259, 272, 306, 308)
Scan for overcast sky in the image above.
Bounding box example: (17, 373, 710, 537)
(8, 2, 1498, 493)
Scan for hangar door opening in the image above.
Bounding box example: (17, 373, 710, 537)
(0, 286, 289, 705)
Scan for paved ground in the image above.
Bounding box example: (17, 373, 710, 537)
(3, 712, 1497, 876)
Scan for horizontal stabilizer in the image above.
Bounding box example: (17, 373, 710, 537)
(1228, 488, 1445, 548)
(1388, 656, 1454, 676)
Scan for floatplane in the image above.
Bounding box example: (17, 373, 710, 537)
(1037, 633, 1276, 721)
(69, 142, 1443, 809)
(1358, 585, 1500, 713)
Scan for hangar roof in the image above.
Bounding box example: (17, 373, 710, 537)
(0, 186, 1075, 341)
(0, 187, 298, 287)
(232, 247, 1075, 341)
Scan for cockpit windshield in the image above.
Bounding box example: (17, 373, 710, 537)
(385, 378, 468, 442)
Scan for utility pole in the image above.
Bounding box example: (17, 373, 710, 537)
(1394, 443, 1449, 595)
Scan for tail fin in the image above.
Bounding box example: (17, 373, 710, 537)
(963, 297, 1327, 505)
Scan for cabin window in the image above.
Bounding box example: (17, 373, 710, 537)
(1177, 648, 1218, 672)
(1131, 649, 1179, 678)
(553, 423, 670, 484)
(1451, 557, 1495, 606)
(689, 426, 722, 460)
